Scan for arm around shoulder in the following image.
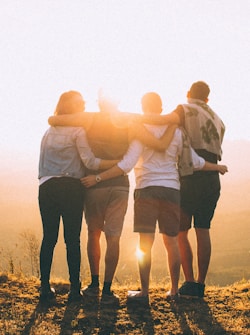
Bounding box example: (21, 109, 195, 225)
(48, 112, 93, 129)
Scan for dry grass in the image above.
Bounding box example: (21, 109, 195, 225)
(0, 273, 249, 335)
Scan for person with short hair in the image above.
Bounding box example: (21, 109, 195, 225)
(142, 81, 226, 298)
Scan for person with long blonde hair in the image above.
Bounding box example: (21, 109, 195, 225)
(38, 91, 118, 303)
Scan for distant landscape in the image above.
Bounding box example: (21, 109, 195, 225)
(0, 139, 249, 287)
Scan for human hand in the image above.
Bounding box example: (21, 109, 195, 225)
(217, 165, 228, 175)
(81, 175, 97, 188)
(98, 97, 119, 114)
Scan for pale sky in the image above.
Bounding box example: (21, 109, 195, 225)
(1, 0, 250, 165)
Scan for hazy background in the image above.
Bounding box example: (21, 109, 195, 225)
(0, 0, 250, 286)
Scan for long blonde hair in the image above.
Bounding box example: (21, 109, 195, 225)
(54, 90, 85, 115)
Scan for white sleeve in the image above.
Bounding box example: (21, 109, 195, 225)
(117, 140, 143, 173)
(76, 128, 101, 170)
(191, 148, 205, 170)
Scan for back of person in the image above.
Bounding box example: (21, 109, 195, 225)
(176, 82, 225, 165)
(39, 126, 86, 180)
(82, 105, 131, 305)
(174, 81, 226, 299)
(87, 112, 129, 159)
(38, 90, 87, 303)
(134, 124, 182, 190)
(86, 112, 129, 187)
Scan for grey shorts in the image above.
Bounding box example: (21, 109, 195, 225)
(134, 186, 180, 236)
(84, 186, 129, 236)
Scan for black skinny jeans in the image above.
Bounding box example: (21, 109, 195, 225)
(39, 177, 84, 288)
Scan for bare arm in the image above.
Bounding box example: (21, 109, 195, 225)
(129, 123, 178, 151)
(137, 111, 180, 125)
(82, 140, 142, 188)
(81, 165, 124, 188)
(99, 159, 120, 169)
(48, 112, 94, 130)
(199, 162, 228, 175)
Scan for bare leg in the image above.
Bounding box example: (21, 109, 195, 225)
(104, 235, 120, 283)
(178, 230, 195, 282)
(137, 233, 155, 296)
(87, 229, 102, 275)
(195, 228, 211, 284)
(162, 234, 180, 295)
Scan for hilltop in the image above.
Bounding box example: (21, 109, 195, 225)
(0, 274, 249, 335)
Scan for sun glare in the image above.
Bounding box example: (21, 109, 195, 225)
(135, 245, 145, 263)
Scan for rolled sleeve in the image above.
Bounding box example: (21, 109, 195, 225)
(76, 128, 101, 170)
(191, 148, 205, 170)
(118, 140, 143, 173)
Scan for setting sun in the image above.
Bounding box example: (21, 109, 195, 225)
(135, 245, 145, 263)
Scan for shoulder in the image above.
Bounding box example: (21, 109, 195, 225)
(171, 105, 184, 125)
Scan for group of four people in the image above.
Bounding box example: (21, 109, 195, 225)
(38, 81, 227, 304)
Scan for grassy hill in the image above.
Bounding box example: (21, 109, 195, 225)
(0, 273, 249, 335)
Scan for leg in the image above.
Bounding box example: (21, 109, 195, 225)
(39, 181, 60, 289)
(102, 186, 129, 291)
(63, 214, 83, 289)
(137, 233, 155, 296)
(162, 234, 180, 295)
(178, 229, 207, 298)
(87, 229, 102, 277)
(195, 228, 211, 284)
(104, 235, 120, 284)
(62, 179, 84, 290)
(84, 188, 105, 287)
(82, 228, 101, 296)
(178, 230, 195, 282)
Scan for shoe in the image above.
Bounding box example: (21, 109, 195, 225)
(39, 287, 56, 302)
(166, 290, 180, 302)
(101, 291, 119, 305)
(82, 284, 100, 297)
(179, 281, 205, 298)
(68, 289, 83, 303)
(127, 290, 149, 304)
(197, 282, 205, 298)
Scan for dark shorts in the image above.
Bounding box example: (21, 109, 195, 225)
(134, 186, 180, 236)
(180, 172, 220, 230)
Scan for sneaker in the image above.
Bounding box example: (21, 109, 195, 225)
(68, 289, 83, 303)
(101, 291, 119, 305)
(82, 284, 100, 297)
(127, 290, 149, 305)
(166, 290, 180, 302)
(39, 287, 56, 302)
(179, 281, 205, 298)
(197, 282, 205, 298)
